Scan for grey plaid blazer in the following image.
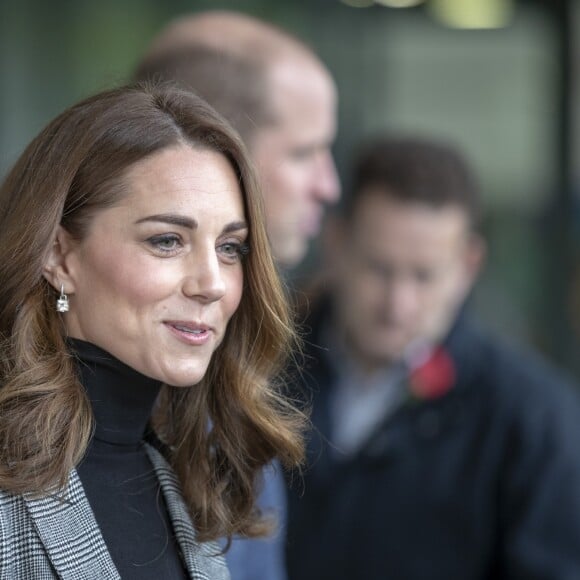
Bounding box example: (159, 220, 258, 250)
(0, 443, 230, 579)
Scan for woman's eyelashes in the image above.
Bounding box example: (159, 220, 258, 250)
(217, 240, 250, 264)
(147, 233, 183, 255)
(145, 233, 249, 262)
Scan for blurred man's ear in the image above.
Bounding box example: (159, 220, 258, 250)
(464, 233, 487, 289)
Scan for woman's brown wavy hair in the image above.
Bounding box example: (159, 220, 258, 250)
(0, 83, 304, 542)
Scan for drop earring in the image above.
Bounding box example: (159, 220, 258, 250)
(56, 284, 69, 313)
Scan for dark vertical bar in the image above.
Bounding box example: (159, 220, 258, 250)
(545, 0, 575, 369)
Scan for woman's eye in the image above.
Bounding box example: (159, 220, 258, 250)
(147, 234, 182, 254)
(218, 241, 250, 262)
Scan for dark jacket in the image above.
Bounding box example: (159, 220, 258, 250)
(286, 297, 580, 580)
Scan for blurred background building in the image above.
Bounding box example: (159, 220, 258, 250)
(2, 0, 580, 377)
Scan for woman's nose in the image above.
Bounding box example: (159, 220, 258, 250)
(182, 248, 226, 303)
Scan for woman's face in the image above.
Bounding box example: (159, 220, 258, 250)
(59, 145, 247, 387)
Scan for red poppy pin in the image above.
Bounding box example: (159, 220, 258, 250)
(408, 346, 456, 400)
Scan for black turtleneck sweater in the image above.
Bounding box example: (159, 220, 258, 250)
(70, 338, 188, 580)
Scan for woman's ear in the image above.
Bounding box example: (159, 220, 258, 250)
(42, 226, 77, 293)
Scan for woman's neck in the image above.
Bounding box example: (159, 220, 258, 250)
(68, 338, 162, 446)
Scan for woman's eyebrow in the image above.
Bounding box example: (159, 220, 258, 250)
(223, 221, 248, 234)
(135, 214, 197, 229)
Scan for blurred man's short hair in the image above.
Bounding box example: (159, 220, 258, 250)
(346, 137, 481, 230)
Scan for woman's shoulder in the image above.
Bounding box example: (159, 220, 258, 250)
(0, 489, 49, 572)
(0, 487, 27, 521)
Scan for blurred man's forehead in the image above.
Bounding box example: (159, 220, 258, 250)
(351, 189, 470, 228)
(347, 192, 472, 258)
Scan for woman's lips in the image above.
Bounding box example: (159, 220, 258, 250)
(164, 321, 213, 345)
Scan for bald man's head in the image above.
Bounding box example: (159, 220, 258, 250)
(135, 10, 340, 267)
(135, 11, 325, 145)
(141, 11, 314, 65)
(136, 42, 272, 144)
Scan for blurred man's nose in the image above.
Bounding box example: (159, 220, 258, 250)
(385, 278, 419, 321)
(313, 150, 340, 204)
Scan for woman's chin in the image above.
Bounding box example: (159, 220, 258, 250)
(159, 366, 208, 388)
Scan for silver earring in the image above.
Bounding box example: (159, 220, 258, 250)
(56, 284, 69, 313)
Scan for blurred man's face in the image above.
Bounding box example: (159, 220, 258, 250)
(251, 59, 340, 268)
(331, 191, 482, 372)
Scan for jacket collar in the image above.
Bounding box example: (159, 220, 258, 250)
(22, 471, 121, 580)
(145, 444, 228, 579)
(23, 444, 227, 579)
